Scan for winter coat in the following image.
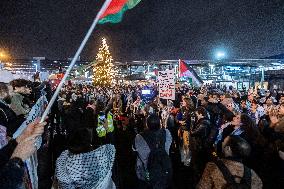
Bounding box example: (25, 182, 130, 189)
(197, 159, 263, 189)
(134, 129, 172, 181)
(206, 102, 223, 128)
(178, 108, 193, 131)
(0, 139, 18, 168)
(0, 100, 24, 137)
(0, 157, 25, 189)
(190, 118, 210, 151)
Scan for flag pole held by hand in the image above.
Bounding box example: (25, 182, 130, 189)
(40, 0, 113, 123)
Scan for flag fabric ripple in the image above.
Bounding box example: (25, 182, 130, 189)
(99, 0, 142, 24)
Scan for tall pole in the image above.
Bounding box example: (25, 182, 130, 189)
(40, 0, 112, 123)
(260, 66, 265, 89)
(178, 59, 181, 78)
(34, 64, 38, 72)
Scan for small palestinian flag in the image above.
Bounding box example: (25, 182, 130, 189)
(99, 0, 142, 24)
(179, 59, 203, 86)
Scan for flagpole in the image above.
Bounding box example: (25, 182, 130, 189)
(40, 0, 112, 123)
(178, 59, 181, 78)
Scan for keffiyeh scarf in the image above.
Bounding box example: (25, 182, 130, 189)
(56, 144, 116, 189)
(0, 125, 8, 149)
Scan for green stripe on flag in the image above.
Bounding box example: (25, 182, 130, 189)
(99, 5, 128, 24)
(99, 0, 142, 24)
(126, 0, 142, 9)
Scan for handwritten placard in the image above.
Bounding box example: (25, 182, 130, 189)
(158, 69, 175, 100)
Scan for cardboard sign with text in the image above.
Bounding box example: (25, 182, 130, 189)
(158, 69, 175, 100)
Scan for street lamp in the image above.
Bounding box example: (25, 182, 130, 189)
(0, 51, 6, 70)
(0, 51, 7, 63)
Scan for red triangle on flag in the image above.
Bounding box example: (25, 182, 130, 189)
(179, 59, 189, 77)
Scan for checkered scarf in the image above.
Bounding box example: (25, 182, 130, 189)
(56, 144, 116, 189)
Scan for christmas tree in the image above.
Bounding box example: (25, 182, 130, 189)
(92, 38, 116, 86)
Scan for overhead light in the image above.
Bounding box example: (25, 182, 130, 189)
(215, 51, 226, 60)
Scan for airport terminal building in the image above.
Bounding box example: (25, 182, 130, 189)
(2, 56, 284, 90)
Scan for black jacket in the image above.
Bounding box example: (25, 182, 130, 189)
(190, 118, 211, 151)
(0, 101, 24, 137)
(205, 102, 223, 128)
(191, 118, 211, 138)
(0, 139, 18, 169)
(179, 108, 193, 131)
(0, 157, 25, 189)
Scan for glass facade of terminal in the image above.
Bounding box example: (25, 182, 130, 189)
(2, 58, 284, 89)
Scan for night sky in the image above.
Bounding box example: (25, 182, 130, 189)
(0, 0, 284, 61)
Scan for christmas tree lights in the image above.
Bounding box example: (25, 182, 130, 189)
(92, 38, 117, 86)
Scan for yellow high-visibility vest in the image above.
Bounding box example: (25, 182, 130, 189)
(96, 112, 114, 137)
(107, 112, 114, 133)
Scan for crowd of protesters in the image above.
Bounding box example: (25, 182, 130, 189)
(0, 78, 284, 189)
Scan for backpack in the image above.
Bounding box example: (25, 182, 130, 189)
(215, 160, 252, 189)
(206, 123, 218, 145)
(140, 129, 172, 188)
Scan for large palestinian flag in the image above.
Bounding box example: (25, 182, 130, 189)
(99, 0, 142, 24)
(179, 59, 203, 86)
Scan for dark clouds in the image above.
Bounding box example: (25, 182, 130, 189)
(0, 0, 284, 61)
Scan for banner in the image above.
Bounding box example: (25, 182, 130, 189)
(158, 69, 175, 100)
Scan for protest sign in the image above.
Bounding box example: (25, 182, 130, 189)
(158, 69, 175, 100)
